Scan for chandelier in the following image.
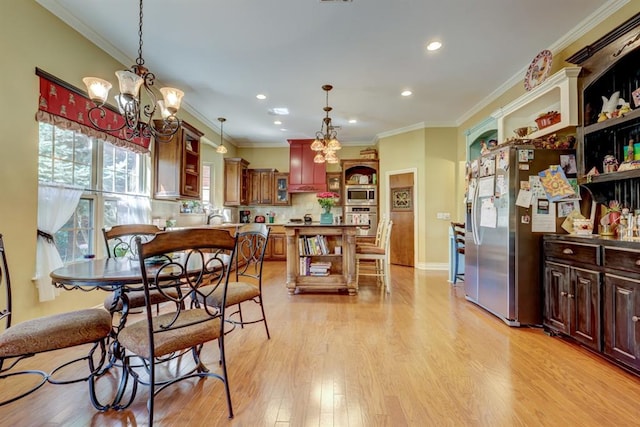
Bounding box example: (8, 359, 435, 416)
(216, 117, 228, 154)
(82, 0, 183, 143)
(311, 84, 341, 163)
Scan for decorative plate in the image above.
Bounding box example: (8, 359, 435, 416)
(524, 50, 553, 91)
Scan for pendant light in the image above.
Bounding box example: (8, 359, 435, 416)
(83, 0, 183, 143)
(311, 84, 342, 163)
(216, 117, 228, 154)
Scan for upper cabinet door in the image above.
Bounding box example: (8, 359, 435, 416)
(223, 158, 249, 206)
(288, 139, 327, 193)
(153, 121, 203, 200)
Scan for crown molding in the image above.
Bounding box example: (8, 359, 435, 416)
(456, 0, 630, 127)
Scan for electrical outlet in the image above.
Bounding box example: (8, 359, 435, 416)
(442, 212, 451, 220)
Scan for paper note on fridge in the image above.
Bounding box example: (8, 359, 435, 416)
(515, 189, 533, 208)
(538, 165, 576, 202)
(480, 199, 497, 228)
(531, 198, 557, 232)
(477, 176, 495, 198)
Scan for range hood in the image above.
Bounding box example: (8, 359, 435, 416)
(288, 139, 327, 193)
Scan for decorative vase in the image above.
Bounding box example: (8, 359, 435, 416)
(320, 207, 333, 224)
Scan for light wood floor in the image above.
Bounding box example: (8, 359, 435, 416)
(1, 263, 640, 426)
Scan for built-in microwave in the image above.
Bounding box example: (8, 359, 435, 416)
(346, 185, 377, 205)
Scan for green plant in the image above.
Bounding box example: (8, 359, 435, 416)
(317, 192, 339, 211)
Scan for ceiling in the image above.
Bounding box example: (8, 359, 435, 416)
(36, 0, 617, 148)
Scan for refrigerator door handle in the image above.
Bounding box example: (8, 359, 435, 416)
(471, 183, 480, 245)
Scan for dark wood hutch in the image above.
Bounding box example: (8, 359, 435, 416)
(543, 12, 640, 376)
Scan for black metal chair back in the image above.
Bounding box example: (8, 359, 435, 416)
(102, 224, 164, 259)
(117, 227, 238, 423)
(0, 234, 111, 408)
(451, 222, 465, 284)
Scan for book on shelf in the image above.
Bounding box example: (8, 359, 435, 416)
(309, 271, 330, 277)
(298, 235, 331, 256)
(309, 261, 331, 275)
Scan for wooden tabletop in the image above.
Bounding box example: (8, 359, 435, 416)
(50, 257, 147, 291)
(50, 253, 233, 291)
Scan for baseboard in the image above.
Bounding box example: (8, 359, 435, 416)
(415, 262, 448, 271)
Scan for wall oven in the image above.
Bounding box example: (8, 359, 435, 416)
(345, 206, 378, 237)
(345, 185, 377, 206)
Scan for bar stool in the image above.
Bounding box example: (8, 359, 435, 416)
(451, 222, 465, 284)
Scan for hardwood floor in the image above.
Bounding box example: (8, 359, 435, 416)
(1, 263, 640, 426)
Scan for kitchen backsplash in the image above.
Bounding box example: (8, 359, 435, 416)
(151, 193, 342, 226)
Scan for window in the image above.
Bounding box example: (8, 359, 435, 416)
(201, 162, 212, 209)
(38, 122, 149, 263)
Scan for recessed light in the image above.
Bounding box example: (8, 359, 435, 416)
(268, 107, 289, 116)
(280, 128, 287, 132)
(256, 94, 266, 100)
(401, 90, 412, 97)
(426, 41, 442, 51)
(274, 120, 282, 125)
(348, 119, 357, 124)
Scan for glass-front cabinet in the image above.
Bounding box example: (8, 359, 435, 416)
(274, 172, 291, 206)
(326, 172, 342, 205)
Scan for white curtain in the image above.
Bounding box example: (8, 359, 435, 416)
(116, 194, 151, 224)
(33, 183, 83, 302)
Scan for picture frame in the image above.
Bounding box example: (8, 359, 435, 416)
(391, 187, 413, 211)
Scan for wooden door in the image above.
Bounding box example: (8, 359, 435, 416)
(389, 172, 414, 266)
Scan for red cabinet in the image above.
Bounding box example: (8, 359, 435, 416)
(288, 139, 327, 193)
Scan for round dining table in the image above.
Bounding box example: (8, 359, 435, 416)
(50, 256, 149, 292)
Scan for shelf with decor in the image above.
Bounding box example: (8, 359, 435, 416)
(570, 12, 640, 201)
(492, 67, 581, 144)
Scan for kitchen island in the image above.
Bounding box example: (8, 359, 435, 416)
(284, 223, 358, 295)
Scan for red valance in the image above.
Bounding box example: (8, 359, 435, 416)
(35, 70, 150, 153)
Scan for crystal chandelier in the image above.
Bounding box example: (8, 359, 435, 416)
(216, 117, 228, 154)
(82, 0, 183, 143)
(311, 84, 341, 163)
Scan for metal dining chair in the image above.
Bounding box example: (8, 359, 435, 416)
(102, 224, 177, 317)
(0, 234, 112, 407)
(196, 223, 271, 339)
(117, 228, 238, 423)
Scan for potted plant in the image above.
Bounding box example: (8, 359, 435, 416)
(317, 192, 339, 224)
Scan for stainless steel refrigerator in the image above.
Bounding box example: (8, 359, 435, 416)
(465, 145, 575, 326)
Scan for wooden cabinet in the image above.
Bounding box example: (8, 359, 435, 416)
(247, 168, 275, 205)
(224, 158, 249, 206)
(261, 225, 285, 261)
(153, 121, 203, 199)
(285, 225, 357, 295)
(543, 240, 601, 351)
(326, 172, 342, 205)
(268, 226, 286, 261)
(274, 173, 291, 206)
(543, 235, 640, 375)
(602, 245, 640, 371)
(603, 273, 640, 371)
(288, 139, 326, 193)
(544, 262, 571, 335)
